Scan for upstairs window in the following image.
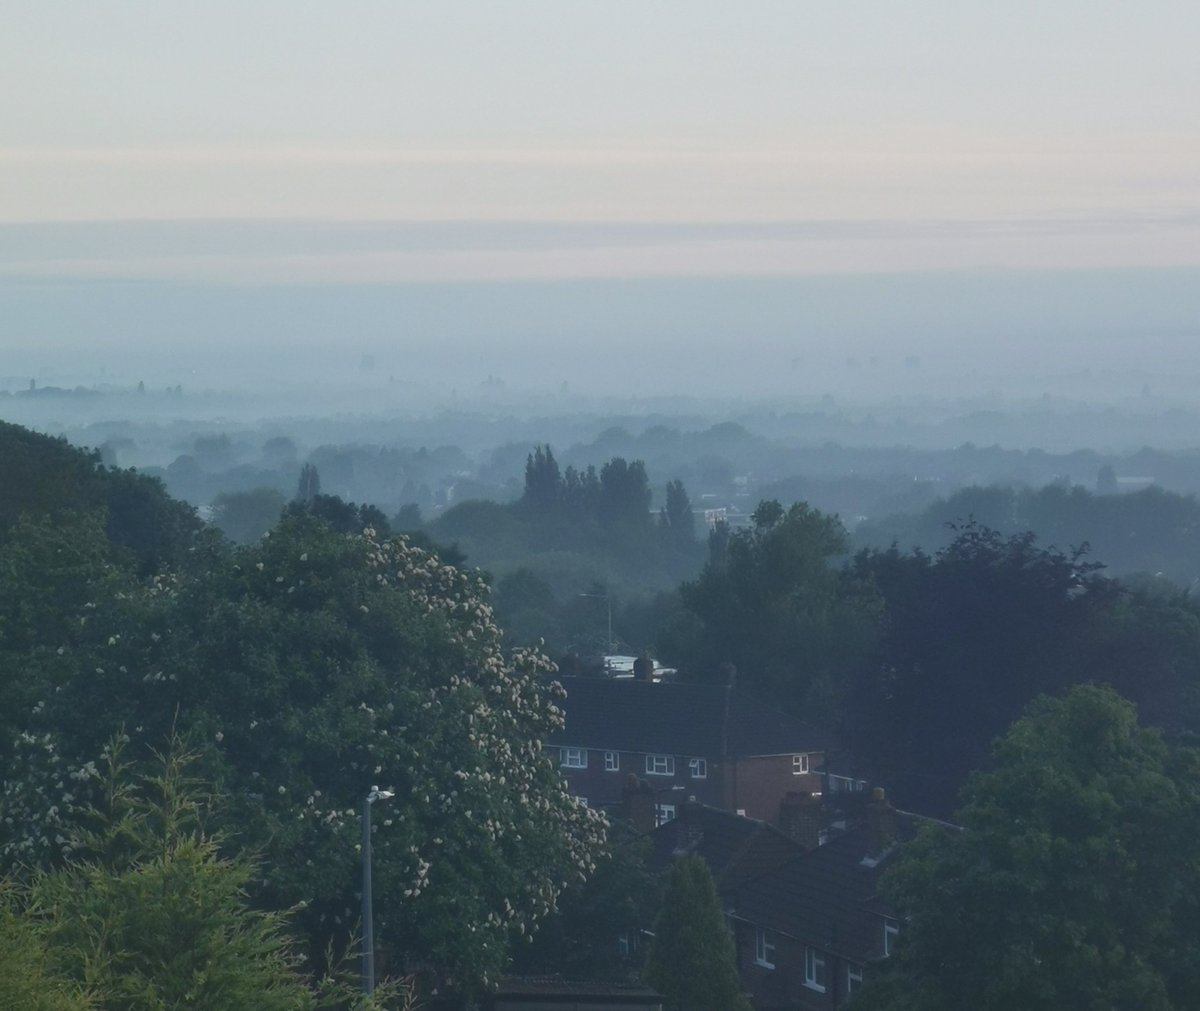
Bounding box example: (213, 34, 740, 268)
(645, 754, 675, 776)
(561, 747, 587, 769)
(804, 947, 827, 992)
(793, 753, 810, 775)
(605, 751, 619, 772)
(754, 927, 775, 968)
(688, 757, 707, 779)
(847, 963, 864, 995)
(884, 918, 900, 956)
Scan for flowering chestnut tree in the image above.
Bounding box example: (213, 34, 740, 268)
(2, 513, 606, 992)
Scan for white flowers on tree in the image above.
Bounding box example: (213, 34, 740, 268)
(1, 514, 607, 992)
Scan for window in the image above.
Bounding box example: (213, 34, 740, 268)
(605, 751, 619, 772)
(792, 753, 810, 775)
(575, 796, 588, 807)
(561, 747, 587, 769)
(804, 947, 827, 992)
(617, 930, 630, 956)
(884, 918, 899, 957)
(656, 803, 676, 827)
(847, 963, 864, 995)
(688, 757, 707, 779)
(754, 927, 775, 968)
(645, 754, 675, 776)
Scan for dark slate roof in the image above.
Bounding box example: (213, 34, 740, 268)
(549, 677, 831, 757)
(732, 810, 942, 962)
(651, 802, 801, 896)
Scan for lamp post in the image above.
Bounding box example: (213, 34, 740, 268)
(362, 785, 394, 996)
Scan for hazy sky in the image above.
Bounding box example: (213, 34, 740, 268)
(3, 2, 1199, 284)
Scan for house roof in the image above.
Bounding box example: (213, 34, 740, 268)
(732, 808, 944, 962)
(549, 677, 830, 758)
(650, 802, 801, 895)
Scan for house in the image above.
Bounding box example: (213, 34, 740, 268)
(729, 790, 949, 1010)
(550, 676, 830, 827)
(650, 800, 802, 899)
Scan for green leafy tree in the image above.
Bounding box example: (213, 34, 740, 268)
(644, 856, 751, 1011)
(296, 463, 321, 504)
(522, 445, 562, 513)
(857, 685, 1200, 1011)
(514, 819, 661, 982)
(676, 500, 879, 719)
(0, 885, 93, 1011)
(2, 513, 606, 995)
(23, 739, 379, 1010)
(847, 524, 1119, 814)
(659, 478, 696, 552)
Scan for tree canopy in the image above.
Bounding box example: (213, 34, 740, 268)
(0, 423, 607, 996)
(644, 855, 751, 1011)
(857, 685, 1200, 1011)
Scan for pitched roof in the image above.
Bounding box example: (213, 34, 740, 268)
(549, 677, 830, 757)
(651, 802, 801, 896)
(732, 808, 946, 962)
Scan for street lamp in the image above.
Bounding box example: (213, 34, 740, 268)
(362, 785, 394, 996)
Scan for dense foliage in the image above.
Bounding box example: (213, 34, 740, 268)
(847, 524, 1200, 813)
(857, 686, 1200, 1011)
(0, 423, 606, 997)
(665, 500, 879, 720)
(644, 855, 751, 1011)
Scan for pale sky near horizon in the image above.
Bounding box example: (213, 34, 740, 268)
(2, 2, 1199, 282)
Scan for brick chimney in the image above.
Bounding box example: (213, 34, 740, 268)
(673, 797, 705, 855)
(778, 790, 823, 850)
(621, 774, 656, 834)
(865, 787, 896, 856)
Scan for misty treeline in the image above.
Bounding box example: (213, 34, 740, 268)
(10, 418, 1200, 1003)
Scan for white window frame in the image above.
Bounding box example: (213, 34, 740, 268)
(605, 750, 619, 772)
(754, 927, 775, 969)
(804, 946, 827, 992)
(884, 918, 899, 957)
(575, 795, 588, 808)
(688, 757, 707, 779)
(561, 747, 587, 769)
(793, 753, 810, 775)
(656, 803, 676, 827)
(645, 754, 675, 776)
(847, 963, 864, 994)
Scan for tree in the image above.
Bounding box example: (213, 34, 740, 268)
(598, 458, 652, 531)
(644, 856, 751, 1011)
(0, 886, 92, 1011)
(857, 685, 1200, 1011)
(2, 513, 606, 995)
(296, 463, 321, 504)
(676, 500, 878, 720)
(847, 524, 1119, 814)
(22, 738, 398, 1010)
(514, 819, 661, 983)
(659, 479, 695, 551)
(522, 445, 561, 513)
